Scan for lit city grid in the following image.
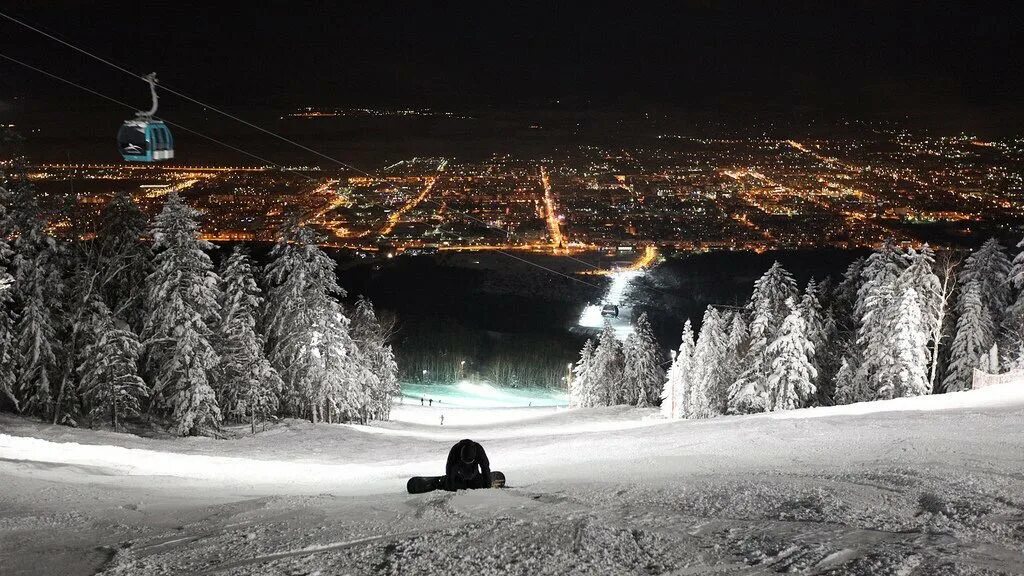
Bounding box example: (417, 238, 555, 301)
(27, 133, 1024, 253)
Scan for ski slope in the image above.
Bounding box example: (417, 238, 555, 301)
(1, 381, 1023, 575)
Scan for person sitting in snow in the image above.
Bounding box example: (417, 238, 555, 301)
(441, 439, 491, 491)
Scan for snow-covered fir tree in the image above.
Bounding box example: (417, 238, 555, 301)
(141, 193, 222, 436)
(959, 238, 1010, 330)
(692, 306, 728, 417)
(944, 281, 995, 392)
(729, 262, 796, 413)
(589, 322, 624, 406)
(903, 247, 942, 339)
(264, 225, 366, 423)
(13, 227, 64, 420)
(367, 345, 399, 421)
(0, 201, 16, 411)
(1003, 237, 1024, 369)
(799, 278, 825, 390)
(215, 247, 281, 432)
(854, 239, 905, 400)
(833, 355, 859, 405)
(1, 160, 69, 421)
(570, 339, 598, 408)
(348, 297, 400, 421)
(721, 312, 748, 398)
(815, 306, 841, 404)
(77, 298, 147, 430)
(887, 249, 942, 396)
(660, 319, 694, 419)
(900, 246, 948, 390)
(622, 312, 664, 407)
(95, 192, 152, 330)
(835, 257, 867, 321)
(879, 287, 930, 398)
(765, 297, 817, 411)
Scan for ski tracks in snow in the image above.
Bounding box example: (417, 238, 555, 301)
(85, 468, 1024, 575)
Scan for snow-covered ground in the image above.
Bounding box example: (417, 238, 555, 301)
(2, 382, 1024, 575)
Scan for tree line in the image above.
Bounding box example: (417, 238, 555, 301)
(0, 164, 398, 436)
(571, 238, 1024, 418)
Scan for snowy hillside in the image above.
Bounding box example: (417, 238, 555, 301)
(2, 381, 1024, 575)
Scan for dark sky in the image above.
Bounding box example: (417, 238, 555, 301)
(1, 1, 1022, 129)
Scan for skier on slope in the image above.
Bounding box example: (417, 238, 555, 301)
(441, 439, 491, 491)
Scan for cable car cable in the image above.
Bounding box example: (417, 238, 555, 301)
(0, 52, 310, 175)
(0, 10, 369, 176)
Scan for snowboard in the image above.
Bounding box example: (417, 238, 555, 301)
(407, 471, 505, 494)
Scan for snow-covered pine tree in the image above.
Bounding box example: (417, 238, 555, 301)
(14, 255, 58, 418)
(570, 339, 597, 408)
(96, 192, 152, 331)
(886, 250, 941, 396)
(0, 205, 16, 411)
(765, 297, 817, 411)
(369, 344, 399, 421)
(721, 312, 748, 398)
(814, 305, 841, 404)
(1, 157, 70, 420)
(348, 297, 400, 421)
(854, 239, 905, 400)
(77, 298, 147, 430)
(904, 247, 942, 336)
(141, 193, 222, 436)
(264, 225, 365, 423)
(944, 281, 995, 392)
(692, 306, 728, 417)
(834, 257, 867, 325)
(879, 286, 930, 398)
(13, 226, 64, 420)
(833, 354, 859, 405)
(1003, 236, 1024, 369)
(900, 246, 947, 389)
(729, 262, 796, 413)
(215, 246, 281, 431)
(751, 261, 798, 328)
(620, 334, 640, 407)
(660, 319, 694, 419)
(960, 238, 1011, 331)
(799, 279, 825, 390)
(622, 312, 664, 408)
(826, 258, 867, 375)
(590, 321, 624, 406)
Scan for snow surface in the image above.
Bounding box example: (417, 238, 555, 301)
(2, 381, 1024, 575)
(400, 380, 568, 409)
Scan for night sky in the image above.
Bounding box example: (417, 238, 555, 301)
(1, 1, 1022, 130)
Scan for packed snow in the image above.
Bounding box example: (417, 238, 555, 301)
(2, 380, 1024, 575)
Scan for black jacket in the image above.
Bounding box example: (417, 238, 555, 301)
(445, 439, 491, 484)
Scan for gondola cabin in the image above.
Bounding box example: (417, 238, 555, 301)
(601, 304, 619, 318)
(118, 119, 174, 162)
